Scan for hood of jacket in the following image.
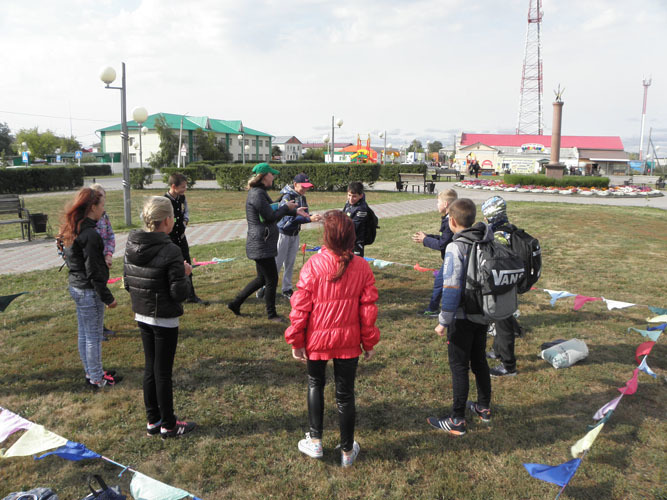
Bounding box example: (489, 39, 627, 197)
(125, 230, 174, 266)
(452, 221, 493, 245)
(279, 184, 298, 198)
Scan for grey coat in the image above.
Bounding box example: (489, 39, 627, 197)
(245, 185, 295, 260)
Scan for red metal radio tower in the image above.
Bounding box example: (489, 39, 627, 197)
(516, 0, 543, 135)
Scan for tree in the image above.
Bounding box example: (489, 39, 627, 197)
(428, 141, 443, 153)
(272, 145, 282, 159)
(406, 139, 423, 153)
(148, 115, 178, 169)
(303, 147, 325, 162)
(194, 128, 232, 162)
(15, 127, 61, 159)
(59, 136, 81, 153)
(0, 122, 13, 156)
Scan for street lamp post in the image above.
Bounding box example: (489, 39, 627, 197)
(323, 135, 330, 162)
(244, 144, 250, 162)
(379, 131, 387, 165)
(238, 134, 246, 164)
(132, 107, 148, 169)
(100, 63, 132, 226)
(330, 116, 343, 164)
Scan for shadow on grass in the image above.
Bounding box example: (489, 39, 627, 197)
(0, 367, 100, 397)
(564, 482, 614, 500)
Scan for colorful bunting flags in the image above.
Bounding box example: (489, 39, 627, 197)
(0, 292, 27, 312)
(635, 342, 656, 364)
(648, 306, 667, 315)
(588, 409, 614, 430)
(618, 368, 639, 395)
(571, 423, 605, 457)
(647, 314, 667, 323)
(35, 440, 101, 461)
(523, 458, 582, 487)
(0, 424, 67, 458)
(107, 277, 123, 284)
(130, 472, 190, 500)
(372, 259, 393, 269)
(628, 327, 662, 342)
(573, 295, 602, 311)
(602, 297, 635, 310)
(414, 263, 437, 272)
(593, 395, 622, 421)
(544, 289, 576, 307)
(638, 357, 657, 379)
(647, 323, 666, 331)
(212, 257, 235, 263)
(0, 409, 33, 442)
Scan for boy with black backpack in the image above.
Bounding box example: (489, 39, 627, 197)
(343, 182, 378, 257)
(427, 198, 494, 437)
(482, 196, 541, 378)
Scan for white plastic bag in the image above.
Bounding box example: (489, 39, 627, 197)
(540, 339, 589, 369)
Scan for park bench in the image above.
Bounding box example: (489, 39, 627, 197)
(624, 175, 663, 188)
(397, 173, 435, 194)
(0, 194, 32, 241)
(434, 167, 463, 182)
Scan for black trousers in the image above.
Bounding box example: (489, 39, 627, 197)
(176, 236, 197, 299)
(307, 357, 359, 452)
(231, 257, 279, 317)
(447, 319, 491, 418)
(138, 322, 178, 429)
(492, 316, 520, 372)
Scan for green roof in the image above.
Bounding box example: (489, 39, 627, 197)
(97, 113, 271, 137)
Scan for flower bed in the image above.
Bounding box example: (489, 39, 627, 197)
(455, 179, 663, 197)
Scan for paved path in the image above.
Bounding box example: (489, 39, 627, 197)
(3, 181, 664, 276)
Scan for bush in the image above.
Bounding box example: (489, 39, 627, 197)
(379, 163, 427, 181)
(160, 167, 198, 188)
(129, 167, 155, 189)
(82, 164, 112, 177)
(503, 174, 610, 189)
(214, 163, 381, 191)
(186, 162, 217, 180)
(0, 166, 84, 193)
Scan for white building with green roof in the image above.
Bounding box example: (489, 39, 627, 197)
(97, 113, 273, 164)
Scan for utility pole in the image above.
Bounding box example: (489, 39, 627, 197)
(638, 77, 651, 161)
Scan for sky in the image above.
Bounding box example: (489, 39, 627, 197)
(1, 0, 666, 155)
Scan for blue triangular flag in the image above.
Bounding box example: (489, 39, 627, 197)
(523, 458, 582, 487)
(647, 323, 666, 331)
(648, 306, 667, 315)
(35, 440, 101, 461)
(638, 357, 657, 378)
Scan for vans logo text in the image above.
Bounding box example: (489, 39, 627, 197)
(492, 269, 525, 286)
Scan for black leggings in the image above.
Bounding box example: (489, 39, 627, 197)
(307, 357, 359, 452)
(231, 257, 279, 317)
(138, 322, 179, 429)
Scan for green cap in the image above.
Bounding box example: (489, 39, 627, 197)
(252, 163, 280, 175)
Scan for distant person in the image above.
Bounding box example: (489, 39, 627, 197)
(60, 187, 119, 390)
(228, 163, 306, 321)
(165, 173, 208, 305)
(90, 183, 116, 340)
(427, 198, 492, 436)
(412, 189, 457, 316)
(343, 182, 372, 257)
(124, 196, 196, 438)
(472, 160, 481, 178)
(285, 210, 380, 467)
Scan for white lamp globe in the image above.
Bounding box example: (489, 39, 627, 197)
(132, 106, 148, 124)
(99, 66, 116, 85)
(336, 119, 343, 128)
(323, 135, 330, 144)
(141, 126, 148, 135)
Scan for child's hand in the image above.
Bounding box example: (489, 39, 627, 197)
(296, 207, 309, 218)
(363, 349, 375, 361)
(292, 348, 307, 363)
(310, 214, 322, 223)
(184, 261, 192, 276)
(412, 231, 426, 243)
(435, 324, 446, 336)
(104, 254, 113, 268)
(107, 300, 118, 309)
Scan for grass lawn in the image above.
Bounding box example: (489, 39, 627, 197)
(0, 189, 424, 240)
(0, 202, 665, 499)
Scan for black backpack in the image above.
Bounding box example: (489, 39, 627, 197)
(363, 206, 379, 246)
(500, 224, 541, 294)
(461, 238, 525, 325)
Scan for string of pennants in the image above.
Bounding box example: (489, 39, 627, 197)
(0, 406, 203, 500)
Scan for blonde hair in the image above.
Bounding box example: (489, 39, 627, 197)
(142, 196, 173, 232)
(438, 188, 458, 204)
(247, 173, 267, 189)
(90, 183, 106, 196)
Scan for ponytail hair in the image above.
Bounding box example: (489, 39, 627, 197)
(142, 196, 174, 232)
(322, 210, 356, 282)
(59, 187, 103, 246)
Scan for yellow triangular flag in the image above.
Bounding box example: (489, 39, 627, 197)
(571, 423, 604, 458)
(1, 424, 67, 458)
(647, 315, 667, 323)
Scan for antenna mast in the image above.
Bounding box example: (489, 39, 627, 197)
(516, 0, 543, 135)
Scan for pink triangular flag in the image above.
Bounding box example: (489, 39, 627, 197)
(573, 295, 602, 311)
(635, 341, 656, 364)
(593, 395, 622, 420)
(618, 368, 639, 395)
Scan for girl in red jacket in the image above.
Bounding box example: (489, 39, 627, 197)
(285, 210, 380, 467)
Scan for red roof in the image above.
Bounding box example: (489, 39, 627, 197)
(460, 133, 624, 150)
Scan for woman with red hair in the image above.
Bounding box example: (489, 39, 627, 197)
(285, 210, 380, 467)
(60, 187, 118, 389)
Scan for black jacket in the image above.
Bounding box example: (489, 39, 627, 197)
(245, 185, 295, 260)
(343, 196, 370, 255)
(165, 192, 188, 244)
(65, 218, 114, 305)
(423, 215, 454, 259)
(123, 230, 189, 318)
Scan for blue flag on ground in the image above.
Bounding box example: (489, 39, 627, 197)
(523, 458, 582, 487)
(35, 440, 101, 461)
(648, 306, 667, 316)
(647, 323, 666, 331)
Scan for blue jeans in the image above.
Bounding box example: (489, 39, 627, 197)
(428, 267, 444, 312)
(69, 286, 105, 383)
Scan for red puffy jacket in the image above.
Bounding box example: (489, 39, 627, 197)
(285, 247, 380, 360)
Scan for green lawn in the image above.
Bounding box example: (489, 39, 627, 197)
(0, 202, 665, 499)
(0, 188, 424, 240)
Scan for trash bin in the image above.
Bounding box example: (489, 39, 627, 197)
(624, 180, 630, 186)
(30, 213, 48, 233)
(427, 182, 436, 194)
(459, 174, 465, 181)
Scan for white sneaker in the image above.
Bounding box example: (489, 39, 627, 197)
(298, 432, 323, 458)
(341, 441, 360, 467)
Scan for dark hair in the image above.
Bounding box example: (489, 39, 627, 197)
(347, 182, 364, 195)
(168, 173, 187, 188)
(59, 187, 103, 246)
(247, 173, 267, 189)
(322, 210, 356, 282)
(448, 198, 476, 228)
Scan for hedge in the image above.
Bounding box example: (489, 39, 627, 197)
(0, 167, 84, 193)
(503, 174, 610, 189)
(129, 167, 155, 189)
(82, 164, 112, 177)
(160, 167, 198, 188)
(379, 163, 427, 181)
(214, 163, 381, 191)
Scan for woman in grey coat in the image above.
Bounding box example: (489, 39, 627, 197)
(228, 163, 306, 321)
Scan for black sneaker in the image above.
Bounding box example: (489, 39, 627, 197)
(467, 401, 491, 423)
(227, 302, 241, 316)
(490, 364, 517, 378)
(256, 287, 265, 299)
(281, 289, 293, 299)
(161, 420, 196, 439)
(418, 309, 439, 317)
(186, 296, 210, 305)
(427, 416, 466, 436)
(146, 420, 162, 436)
(103, 326, 116, 336)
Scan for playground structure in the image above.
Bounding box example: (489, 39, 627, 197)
(344, 134, 379, 163)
